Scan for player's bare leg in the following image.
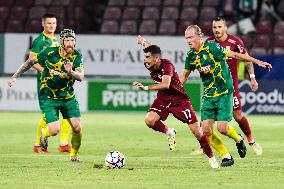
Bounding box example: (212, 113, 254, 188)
(145, 111, 176, 151)
(234, 110, 262, 155)
(40, 121, 60, 152)
(189, 122, 219, 168)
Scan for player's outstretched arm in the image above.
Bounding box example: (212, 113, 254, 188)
(180, 70, 190, 85)
(245, 58, 258, 91)
(7, 57, 37, 87)
(29, 52, 43, 73)
(228, 51, 272, 70)
(137, 35, 152, 48)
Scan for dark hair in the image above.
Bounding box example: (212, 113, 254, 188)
(143, 45, 161, 55)
(214, 16, 226, 22)
(42, 13, 56, 21)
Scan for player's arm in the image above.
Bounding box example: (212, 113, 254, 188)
(227, 51, 272, 70)
(7, 57, 37, 87)
(30, 53, 43, 73)
(245, 55, 258, 91)
(133, 75, 171, 91)
(179, 70, 190, 85)
(137, 35, 153, 48)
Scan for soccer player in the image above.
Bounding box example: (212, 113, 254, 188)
(133, 35, 219, 169)
(180, 25, 272, 161)
(206, 17, 262, 155)
(8, 29, 84, 162)
(30, 13, 71, 154)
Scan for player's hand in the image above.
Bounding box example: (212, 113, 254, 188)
(132, 81, 145, 90)
(7, 77, 16, 87)
(258, 61, 272, 71)
(137, 35, 145, 45)
(250, 78, 258, 92)
(63, 60, 73, 74)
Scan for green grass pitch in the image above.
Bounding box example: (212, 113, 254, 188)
(0, 112, 283, 189)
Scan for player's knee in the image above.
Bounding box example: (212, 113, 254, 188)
(144, 117, 155, 128)
(49, 127, 60, 136)
(217, 127, 227, 134)
(203, 129, 213, 136)
(72, 123, 81, 133)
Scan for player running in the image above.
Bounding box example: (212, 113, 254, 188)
(133, 35, 219, 169)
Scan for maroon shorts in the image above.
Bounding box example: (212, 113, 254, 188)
(148, 98, 198, 124)
(233, 91, 242, 111)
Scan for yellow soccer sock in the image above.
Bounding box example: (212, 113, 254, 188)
(35, 117, 48, 146)
(42, 126, 51, 138)
(60, 119, 71, 146)
(208, 130, 229, 157)
(70, 131, 82, 157)
(225, 125, 241, 142)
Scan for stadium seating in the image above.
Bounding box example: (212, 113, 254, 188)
(108, 0, 125, 7)
(143, 0, 161, 7)
(255, 20, 272, 34)
(163, 0, 181, 7)
(241, 35, 254, 49)
(142, 7, 160, 20)
(9, 6, 28, 20)
(120, 20, 137, 35)
(29, 6, 46, 19)
(0, 20, 5, 32)
(272, 47, 284, 55)
(122, 7, 140, 20)
(0, 0, 14, 6)
(34, 0, 51, 6)
(182, 0, 200, 7)
(250, 47, 267, 56)
(103, 7, 122, 20)
(202, 0, 220, 7)
(254, 35, 270, 48)
(161, 7, 179, 20)
(127, 0, 143, 7)
(158, 20, 176, 35)
(180, 7, 198, 21)
(101, 20, 119, 34)
(6, 20, 24, 32)
(178, 20, 195, 35)
(273, 21, 284, 34)
(15, 0, 33, 7)
(0, 6, 10, 19)
(199, 7, 216, 21)
(139, 20, 157, 35)
(24, 19, 42, 33)
(272, 35, 284, 48)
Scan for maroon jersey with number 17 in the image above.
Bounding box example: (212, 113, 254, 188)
(146, 59, 189, 102)
(206, 34, 247, 92)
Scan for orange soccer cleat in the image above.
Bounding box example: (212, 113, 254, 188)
(57, 144, 71, 153)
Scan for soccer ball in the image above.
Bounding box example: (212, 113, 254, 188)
(105, 151, 125, 169)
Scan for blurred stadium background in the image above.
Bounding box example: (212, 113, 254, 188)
(0, 0, 284, 114)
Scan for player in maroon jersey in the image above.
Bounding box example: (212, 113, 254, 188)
(133, 35, 220, 168)
(206, 17, 262, 155)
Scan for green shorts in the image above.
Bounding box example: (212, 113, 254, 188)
(201, 92, 233, 122)
(41, 97, 81, 124)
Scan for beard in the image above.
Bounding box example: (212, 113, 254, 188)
(65, 46, 74, 54)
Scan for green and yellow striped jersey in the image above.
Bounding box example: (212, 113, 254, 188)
(184, 41, 233, 98)
(36, 46, 84, 100)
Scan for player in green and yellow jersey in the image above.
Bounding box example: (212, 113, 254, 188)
(8, 28, 84, 162)
(180, 25, 272, 165)
(30, 14, 72, 154)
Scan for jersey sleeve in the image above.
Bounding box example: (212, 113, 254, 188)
(208, 42, 229, 61)
(184, 54, 195, 72)
(36, 47, 49, 63)
(73, 52, 84, 70)
(30, 38, 43, 56)
(162, 61, 174, 76)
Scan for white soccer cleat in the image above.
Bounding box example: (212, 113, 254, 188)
(168, 128, 176, 151)
(209, 157, 220, 169)
(250, 142, 263, 155)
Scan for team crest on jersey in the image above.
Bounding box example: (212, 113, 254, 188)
(228, 39, 236, 44)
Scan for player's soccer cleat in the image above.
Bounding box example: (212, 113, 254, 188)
(209, 157, 220, 169)
(168, 128, 176, 151)
(236, 134, 247, 158)
(249, 142, 263, 155)
(40, 129, 48, 152)
(70, 156, 82, 163)
(33, 145, 50, 154)
(220, 155, 234, 167)
(190, 148, 204, 155)
(58, 144, 71, 153)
